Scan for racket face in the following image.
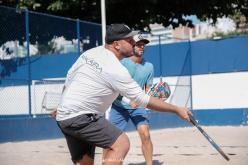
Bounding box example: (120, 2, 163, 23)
(148, 82, 171, 100)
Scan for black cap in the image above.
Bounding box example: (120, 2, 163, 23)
(105, 24, 139, 44)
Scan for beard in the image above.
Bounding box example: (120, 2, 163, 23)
(120, 47, 135, 58)
(134, 48, 139, 55)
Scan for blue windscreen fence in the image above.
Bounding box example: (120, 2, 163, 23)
(0, 6, 102, 116)
(144, 36, 248, 77)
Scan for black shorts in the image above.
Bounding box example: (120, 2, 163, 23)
(57, 114, 123, 163)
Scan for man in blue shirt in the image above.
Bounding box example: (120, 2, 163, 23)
(109, 34, 154, 165)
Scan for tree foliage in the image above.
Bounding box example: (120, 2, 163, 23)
(0, 0, 247, 80)
(1, 0, 248, 30)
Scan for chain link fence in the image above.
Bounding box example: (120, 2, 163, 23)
(0, 6, 102, 117)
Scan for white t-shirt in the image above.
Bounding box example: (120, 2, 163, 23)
(56, 46, 150, 121)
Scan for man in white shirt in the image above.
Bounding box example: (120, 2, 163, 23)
(56, 24, 192, 165)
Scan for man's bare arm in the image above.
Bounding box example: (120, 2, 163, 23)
(146, 96, 192, 121)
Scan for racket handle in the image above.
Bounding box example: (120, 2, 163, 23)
(189, 115, 197, 126)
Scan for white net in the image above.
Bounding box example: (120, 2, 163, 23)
(169, 75, 192, 108)
(32, 78, 65, 114)
(41, 91, 62, 111)
(168, 43, 192, 109)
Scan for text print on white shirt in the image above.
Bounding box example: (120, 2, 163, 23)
(81, 55, 102, 73)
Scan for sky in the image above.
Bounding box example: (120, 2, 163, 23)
(184, 15, 201, 24)
(186, 15, 236, 33)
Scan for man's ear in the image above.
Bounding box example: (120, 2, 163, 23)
(113, 41, 121, 50)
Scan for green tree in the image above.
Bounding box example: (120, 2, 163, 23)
(1, 0, 248, 30)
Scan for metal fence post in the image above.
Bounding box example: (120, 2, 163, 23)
(77, 19, 81, 55)
(25, 9, 32, 116)
(158, 35, 163, 82)
(188, 39, 194, 111)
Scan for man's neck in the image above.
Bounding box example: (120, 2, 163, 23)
(105, 45, 123, 60)
(131, 55, 142, 64)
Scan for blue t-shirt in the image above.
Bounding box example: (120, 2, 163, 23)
(113, 58, 154, 109)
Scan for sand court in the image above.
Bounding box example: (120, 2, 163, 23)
(0, 126, 247, 165)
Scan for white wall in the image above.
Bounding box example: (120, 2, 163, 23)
(154, 71, 248, 110)
(0, 86, 29, 115)
(0, 81, 64, 115)
(1, 72, 248, 115)
(192, 72, 248, 109)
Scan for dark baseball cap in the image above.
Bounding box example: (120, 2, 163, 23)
(105, 24, 139, 44)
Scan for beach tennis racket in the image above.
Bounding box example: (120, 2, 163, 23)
(189, 115, 230, 161)
(147, 81, 171, 100)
